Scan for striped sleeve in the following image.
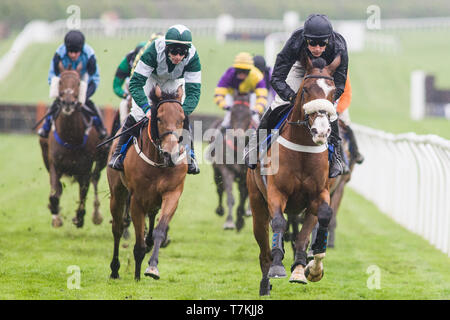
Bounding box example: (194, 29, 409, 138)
(182, 51, 202, 115)
(128, 43, 157, 111)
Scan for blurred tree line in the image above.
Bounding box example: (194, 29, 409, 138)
(1, 0, 450, 31)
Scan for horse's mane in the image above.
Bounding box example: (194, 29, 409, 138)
(149, 88, 180, 106)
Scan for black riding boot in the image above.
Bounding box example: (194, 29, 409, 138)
(345, 125, 364, 164)
(37, 100, 59, 138)
(184, 115, 200, 175)
(108, 115, 137, 171)
(328, 120, 350, 178)
(85, 99, 107, 140)
(244, 107, 273, 169)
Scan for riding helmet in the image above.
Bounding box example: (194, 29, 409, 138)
(233, 52, 254, 70)
(64, 30, 85, 52)
(303, 14, 333, 39)
(165, 24, 192, 48)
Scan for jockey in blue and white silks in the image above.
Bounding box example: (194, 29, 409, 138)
(38, 30, 107, 139)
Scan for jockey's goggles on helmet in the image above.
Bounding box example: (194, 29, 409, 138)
(235, 68, 250, 75)
(167, 44, 189, 56)
(306, 38, 329, 47)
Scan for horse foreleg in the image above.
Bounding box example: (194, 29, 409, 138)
(145, 191, 181, 280)
(145, 209, 158, 253)
(329, 180, 346, 248)
(248, 172, 272, 296)
(109, 186, 127, 279)
(235, 177, 248, 232)
(130, 197, 146, 281)
(73, 174, 90, 228)
(267, 193, 288, 279)
(91, 162, 103, 225)
(48, 164, 63, 227)
(304, 196, 333, 283)
(221, 168, 235, 230)
(290, 212, 317, 284)
(213, 166, 224, 217)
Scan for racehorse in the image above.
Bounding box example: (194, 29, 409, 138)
(108, 85, 187, 281)
(208, 94, 256, 231)
(39, 62, 108, 228)
(247, 56, 341, 295)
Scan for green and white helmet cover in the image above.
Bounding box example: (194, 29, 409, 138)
(165, 24, 192, 47)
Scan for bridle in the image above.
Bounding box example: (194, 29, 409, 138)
(151, 99, 184, 154)
(287, 74, 335, 131)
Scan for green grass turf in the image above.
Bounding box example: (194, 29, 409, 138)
(0, 133, 449, 299)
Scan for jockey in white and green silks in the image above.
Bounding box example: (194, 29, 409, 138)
(108, 24, 202, 174)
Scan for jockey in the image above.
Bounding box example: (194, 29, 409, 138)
(244, 14, 350, 178)
(253, 55, 276, 108)
(112, 33, 163, 132)
(38, 30, 107, 140)
(335, 74, 364, 164)
(214, 52, 268, 130)
(108, 24, 202, 174)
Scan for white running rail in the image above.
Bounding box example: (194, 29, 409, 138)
(349, 123, 450, 257)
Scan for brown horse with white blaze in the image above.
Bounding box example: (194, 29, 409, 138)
(247, 56, 341, 295)
(107, 85, 187, 281)
(39, 62, 108, 228)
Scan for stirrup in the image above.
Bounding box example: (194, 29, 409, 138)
(38, 127, 49, 138)
(108, 154, 124, 171)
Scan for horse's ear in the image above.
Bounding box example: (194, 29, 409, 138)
(176, 85, 183, 101)
(58, 61, 65, 73)
(326, 55, 341, 75)
(75, 62, 83, 75)
(305, 56, 314, 73)
(155, 85, 162, 99)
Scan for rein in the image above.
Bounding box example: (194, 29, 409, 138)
(287, 74, 335, 129)
(136, 98, 186, 168)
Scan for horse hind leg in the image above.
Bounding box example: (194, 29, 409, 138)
(268, 212, 287, 279)
(235, 177, 248, 232)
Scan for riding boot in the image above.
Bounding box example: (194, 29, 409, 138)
(184, 114, 200, 175)
(187, 139, 200, 175)
(38, 100, 59, 138)
(108, 115, 137, 171)
(85, 99, 107, 140)
(345, 125, 364, 164)
(328, 120, 350, 178)
(243, 107, 273, 169)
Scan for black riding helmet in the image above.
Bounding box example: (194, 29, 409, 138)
(253, 55, 266, 73)
(303, 14, 333, 40)
(64, 30, 85, 52)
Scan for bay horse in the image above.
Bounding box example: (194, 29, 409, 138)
(39, 62, 108, 228)
(247, 56, 341, 295)
(108, 85, 187, 281)
(209, 94, 256, 231)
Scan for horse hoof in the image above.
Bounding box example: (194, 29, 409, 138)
(245, 209, 252, 217)
(268, 265, 287, 278)
(305, 256, 325, 282)
(289, 265, 307, 284)
(110, 273, 120, 279)
(215, 207, 224, 217)
(161, 236, 171, 248)
(259, 278, 271, 296)
(144, 266, 160, 280)
(223, 221, 235, 230)
(51, 215, 63, 228)
(92, 214, 103, 225)
(72, 217, 84, 228)
(236, 218, 245, 232)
